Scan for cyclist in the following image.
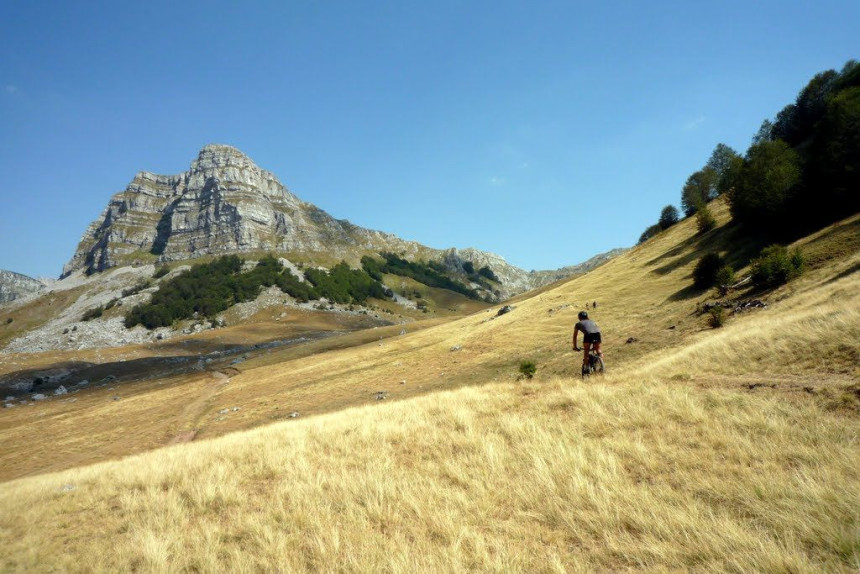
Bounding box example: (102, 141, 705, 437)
(572, 310, 603, 371)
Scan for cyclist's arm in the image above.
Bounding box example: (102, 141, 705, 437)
(572, 326, 580, 350)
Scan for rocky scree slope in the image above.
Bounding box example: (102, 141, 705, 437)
(0, 270, 45, 305)
(62, 145, 618, 298)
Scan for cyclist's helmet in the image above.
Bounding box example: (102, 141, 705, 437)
(578, 311, 589, 320)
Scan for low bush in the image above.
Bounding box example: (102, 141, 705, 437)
(478, 266, 499, 282)
(153, 266, 170, 279)
(696, 204, 717, 233)
(82, 306, 104, 321)
(714, 265, 736, 296)
(518, 360, 537, 379)
(693, 253, 725, 289)
(751, 245, 805, 288)
(707, 307, 726, 328)
(638, 223, 662, 244)
(122, 281, 151, 298)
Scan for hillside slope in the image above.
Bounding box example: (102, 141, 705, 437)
(1, 197, 858, 571)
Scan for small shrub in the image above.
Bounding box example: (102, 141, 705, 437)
(122, 280, 151, 298)
(696, 204, 717, 233)
(478, 266, 499, 282)
(81, 306, 104, 321)
(714, 265, 736, 296)
(4, 317, 12, 325)
(751, 245, 805, 288)
(104, 298, 118, 310)
(153, 266, 170, 279)
(707, 307, 726, 328)
(638, 223, 662, 244)
(693, 253, 724, 289)
(518, 359, 537, 379)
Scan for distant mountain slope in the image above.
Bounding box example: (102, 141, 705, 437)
(0, 270, 44, 305)
(61, 144, 623, 298)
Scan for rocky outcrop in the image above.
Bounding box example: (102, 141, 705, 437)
(62, 145, 428, 278)
(528, 248, 628, 286)
(62, 144, 625, 297)
(0, 270, 45, 305)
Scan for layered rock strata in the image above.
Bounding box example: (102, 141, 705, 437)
(62, 145, 426, 278)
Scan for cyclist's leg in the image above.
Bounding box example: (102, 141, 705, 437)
(593, 341, 603, 359)
(583, 341, 592, 366)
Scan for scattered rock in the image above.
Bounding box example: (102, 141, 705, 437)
(219, 408, 230, 415)
(75, 380, 90, 387)
(4, 403, 14, 408)
(734, 299, 767, 313)
(374, 391, 388, 401)
(232, 407, 240, 412)
(32, 394, 47, 401)
(11, 381, 34, 392)
(450, 345, 462, 352)
(61, 484, 76, 492)
(288, 411, 299, 418)
(54, 385, 68, 396)
(400, 380, 406, 385)
(626, 337, 638, 344)
(112, 396, 120, 401)
(668, 325, 676, 330)
(496, 305, 514, 317)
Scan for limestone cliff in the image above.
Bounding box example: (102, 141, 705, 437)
(62, 145, 433, 277)
(0, 270, 45, 305)
(62, 144, 623, 296)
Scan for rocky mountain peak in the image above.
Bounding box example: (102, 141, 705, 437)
(60, 145, 625, 297)
(191, 144, 261, 175)
(61, 145, 423, 278)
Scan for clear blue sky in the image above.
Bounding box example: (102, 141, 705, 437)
(1, 1, 857, 279)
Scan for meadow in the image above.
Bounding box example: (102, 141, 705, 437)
(1, 199, 857, 572)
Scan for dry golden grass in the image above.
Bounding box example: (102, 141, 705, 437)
(1, 199, 858, 571)
(1, 375, 857, 572)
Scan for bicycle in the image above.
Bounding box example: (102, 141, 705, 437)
(575, 346, 605, 379)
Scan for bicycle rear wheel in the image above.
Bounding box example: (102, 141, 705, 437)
(589, 354, 605, 375)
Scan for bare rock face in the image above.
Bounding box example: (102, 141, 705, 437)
(0, 270, 45, 305)
(61, 144, 625, 297)
(62, 145, 425, 277)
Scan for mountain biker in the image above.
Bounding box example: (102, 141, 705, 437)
(572, 310, 603, 370)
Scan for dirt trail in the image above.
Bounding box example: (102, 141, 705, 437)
(167, 370, 233, 445)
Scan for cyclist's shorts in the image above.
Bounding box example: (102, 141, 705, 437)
(584, 332, 602, 344)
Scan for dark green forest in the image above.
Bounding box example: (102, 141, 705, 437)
(125, 255, 390, 329)
(640, 60, 859, 243)
(361, 253, 483, 300)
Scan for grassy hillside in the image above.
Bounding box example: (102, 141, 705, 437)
(1, 197, 858, 571)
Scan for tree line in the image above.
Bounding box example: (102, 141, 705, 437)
(125, 255, 391, 329)
(640, 60, 859, 243)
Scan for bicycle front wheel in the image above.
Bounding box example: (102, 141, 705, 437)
(590, 355, 605, 375)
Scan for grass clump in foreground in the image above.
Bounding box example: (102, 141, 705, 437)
(1, 378, 858, 572)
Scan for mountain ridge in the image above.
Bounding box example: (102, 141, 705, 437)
(61, 144, 622, 297)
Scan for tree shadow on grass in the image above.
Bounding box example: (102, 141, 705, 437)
(650, 223, 771, 278)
